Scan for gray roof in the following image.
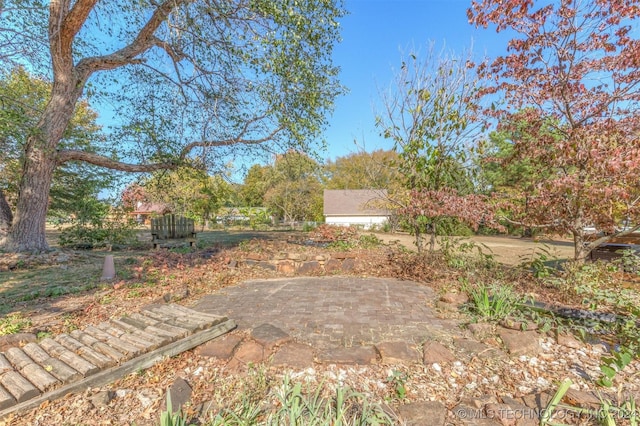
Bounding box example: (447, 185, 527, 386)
(323, 189, 389, 216)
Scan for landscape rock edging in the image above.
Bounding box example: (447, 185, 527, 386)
(231, 251, 360, 275)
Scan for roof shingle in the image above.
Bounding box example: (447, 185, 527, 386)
(323, 189, 388, 216)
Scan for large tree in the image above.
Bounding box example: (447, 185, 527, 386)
(263, 151, 324, 223)
(376, 44, 483, 250)
(0, 67, 112, 232)
(475, 127, 551, 236)
(238, 164, 272, 208)
(142, 166, 232, 227)
(469, 0, 640, 260)
(0, 0, 344, 252)
(324, 149, 402, 192)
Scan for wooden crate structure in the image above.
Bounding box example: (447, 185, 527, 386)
(150, 214, 197, 249)
(0, 304, 235, 419)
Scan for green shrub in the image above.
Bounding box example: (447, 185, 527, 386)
(440, 237, 496, 270)
(302, 221, 318, 232)
(358, 233, 382, 248)
(465, 282, 523, 322)
(519, 245, 558, 279)
(537, 258, 640, 387)
(266, 377, 394, 425)
(59, 205, 138, 249)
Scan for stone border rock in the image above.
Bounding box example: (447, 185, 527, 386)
(187, 322, 617, 425)
(230, 251, 360, 275)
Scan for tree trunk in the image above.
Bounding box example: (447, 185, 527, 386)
(429, 223, 436, 252)
(1, 81, 81, 252)
(573, 231, 590, 262)
(413, 223, 423, 253)
(0, 188, 13, 236)
(2, 140, 57, 252)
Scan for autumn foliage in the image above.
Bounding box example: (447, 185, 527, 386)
(469, 0, 640, 260)
(399, 189, 504, 251)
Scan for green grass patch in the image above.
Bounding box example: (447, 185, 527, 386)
(0, 312, 32, 335)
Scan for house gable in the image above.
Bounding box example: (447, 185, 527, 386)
(323, 189, 388, 217)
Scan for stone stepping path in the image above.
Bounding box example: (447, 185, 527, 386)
(0, 304, 235, 420)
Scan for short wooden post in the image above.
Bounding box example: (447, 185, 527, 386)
(101, 255, 115, 281)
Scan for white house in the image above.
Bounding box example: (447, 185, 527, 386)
(323, 189, 389, 229)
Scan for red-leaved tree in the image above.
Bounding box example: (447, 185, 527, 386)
(399, 189, 504, 252)
(120, 184, 149, 211)
(469, 0, 640, 260)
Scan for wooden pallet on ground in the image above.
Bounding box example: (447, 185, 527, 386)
(0, 304, 236, 419)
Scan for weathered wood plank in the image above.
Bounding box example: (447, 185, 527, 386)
(0, 371, 39, 403)
(118, 316, 183, 341)
(82, 325, 116, 341)
(107, 320, 166, 349)
(109, 319, 168, 346)
(128, 312, 160, 326)
(151, 321, 191, 338)
(0, 354, 14, 375)
(55, 334, 115, 369)
(22, 343, 81, 384)
(152, 304, 210, 328)
(20, 364, 59, 392)
(3, 348, 32, 370)
(105, 331, 152, 352)
(144, 324, 185, 341)
(94, 323, 152, 351)
(152, 304, 206, 326)
(113, 316, 180, 340)
(4, 348, 59, 392)
(69, 330, 127, 362)
(170, 304, 226, 323)
(19, 343, 50, 364)
(0, 318, 236, 420)
(83, 326, 143, 357)
(151, 215, 196, 248)
(39, 338, 99, 377)
(96, 322, 125, 338)
(139, 307, 172, 321)
(0, 385, 15, 411)
(168, 311, 214, 328)
(141, 309, 199, 332)
(116, 316, 149, 331)
(129, 312, 191, 338)
(152, 215, 195, 239)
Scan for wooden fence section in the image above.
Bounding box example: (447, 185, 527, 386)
(0, 304, 236, 419)
(151, 214, 198, 249)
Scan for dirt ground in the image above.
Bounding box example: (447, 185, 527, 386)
(43, 225, 577, 266)
(374, 232, 576, 265)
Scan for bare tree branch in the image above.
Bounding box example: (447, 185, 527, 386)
(61, 0, 99, 42)
(55, 150, 178, 172)
(75, 0, 189, 77)
(180, 117, 284, 156)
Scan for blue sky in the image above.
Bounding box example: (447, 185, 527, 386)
(322, 0, 509, 161)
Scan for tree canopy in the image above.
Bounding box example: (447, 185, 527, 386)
(141, 167, 233, 227)
(324, 149, 402, 192)
(263, 151, 324, 223)
(0, 67, 113, 232)
(0, 0, 345, 252)
(376, 45, 485, 250)
(469, 0, 640, 260)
